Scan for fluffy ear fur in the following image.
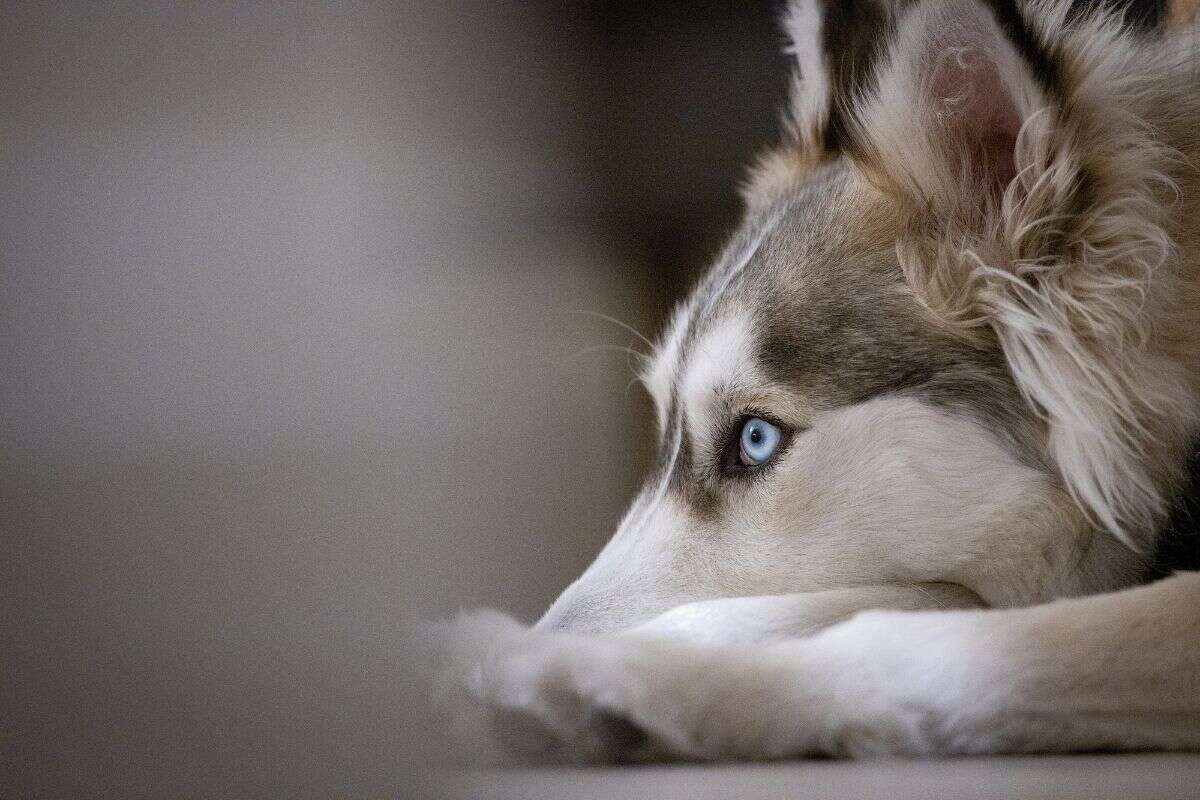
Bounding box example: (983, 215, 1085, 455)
(849, 1, 1041, 212)
(782, 0, 906, 156)
(850, 0, 1195, 550)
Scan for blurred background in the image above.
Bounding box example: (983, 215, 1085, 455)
(1, 2, 789, 796)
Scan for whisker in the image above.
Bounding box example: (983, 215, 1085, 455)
(559, 344, 651, 366)
(624, 375, 649, 408)
(560, 309, 655, 352)
(906, 583, 949, 610)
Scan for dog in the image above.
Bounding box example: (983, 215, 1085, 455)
(424, 0, 1200, 763)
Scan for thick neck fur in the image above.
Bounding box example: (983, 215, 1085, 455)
(1032, 2, 1200, 547)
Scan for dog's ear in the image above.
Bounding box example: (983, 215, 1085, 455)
(851, 0, 1189, 551)
(744, 0, 904, 209)
(782, 0, 906, 156)
(847, 0, 1042, 218)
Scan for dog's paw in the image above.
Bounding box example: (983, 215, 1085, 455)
(418, 608, 953, 764)
(412, 609, 534, 764)
(415, 613, 683, 763)
(475, 633, 728, 764)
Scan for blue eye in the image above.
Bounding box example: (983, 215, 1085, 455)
(739, 417, 782, 467)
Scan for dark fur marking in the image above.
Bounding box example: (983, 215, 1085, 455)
(1151, 447, 1200, 576)
(978, 0, 1064, 95)
(669, 416, 724, 521)
(755, 270, 1039, 468)
(656, 383, 725, 521)
(1072, 0, 1164, 31)
(818, 0, 899, 154)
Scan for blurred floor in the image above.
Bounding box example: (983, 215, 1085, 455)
(421, 754, 1200, 800)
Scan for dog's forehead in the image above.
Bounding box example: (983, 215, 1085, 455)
(644, 163, 862, 425)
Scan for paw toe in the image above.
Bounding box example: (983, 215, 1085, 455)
(583, 704, 650, 761)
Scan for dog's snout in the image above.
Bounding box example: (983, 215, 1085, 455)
(536, 584, 651, 634)
(534, 602, 578, 631)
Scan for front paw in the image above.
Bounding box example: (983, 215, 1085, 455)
(413, 609, 532, 764)
(477, 634, 706, 764)
(472, 625, 942, 763)
(421, 610, 952, 764)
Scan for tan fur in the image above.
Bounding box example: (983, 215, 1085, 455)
(847, 1, 1200, 549)
(740, 146, 823, 214)
(1169, 0, 1200, 26)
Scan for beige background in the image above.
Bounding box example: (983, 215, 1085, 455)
(1, 2, 783, 796)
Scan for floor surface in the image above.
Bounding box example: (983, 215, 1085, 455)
(416, 754, 1200, 800)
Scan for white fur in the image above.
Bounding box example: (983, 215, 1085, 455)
(537, 394, 1114, 634)
(782, 0, 831, 152)
(429, 574, 1200, 762)
(678, 313, 756, 438)
(644, 213, 777, 437)
(643, 299, 693, 435)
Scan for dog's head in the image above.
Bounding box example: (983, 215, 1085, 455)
(539, 0, 1194, 632)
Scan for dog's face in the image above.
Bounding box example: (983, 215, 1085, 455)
(539, 0, 1186, 632)
(539, 161, 1057, 632)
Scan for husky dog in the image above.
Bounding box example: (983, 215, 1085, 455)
(427, 0, 1200, 762)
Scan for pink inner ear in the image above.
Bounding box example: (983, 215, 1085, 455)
(926, 35, 1021, 189)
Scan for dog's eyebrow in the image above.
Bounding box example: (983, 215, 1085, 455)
(644, 299, 695, 434)
(691, 210, 782, 338)
(644, 207, 775, 432)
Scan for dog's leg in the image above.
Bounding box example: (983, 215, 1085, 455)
(631, 583, 983, 644)
(473, 572, 1200, 761)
